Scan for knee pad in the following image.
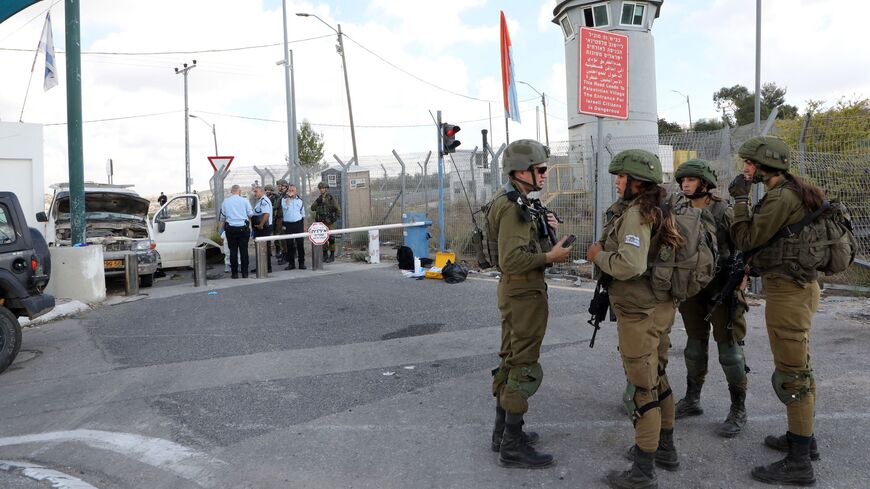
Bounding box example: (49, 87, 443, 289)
(717, 342, 748, 385)
(772, 368, 814, 405)
(684, 337, 709, 379)
(623, 382, 659, 422)
(506, 363, 544, 400)
(491, 365, 508, 397)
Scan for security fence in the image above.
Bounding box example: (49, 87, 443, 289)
(211, 116, 869, 288)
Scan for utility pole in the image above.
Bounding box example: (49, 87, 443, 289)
(281, 1, 299, 190)
(518, 81, 549, 146)
(671, 89, 693, 131)
(175, 60, 196, 193)
(65, 0, 85, 244)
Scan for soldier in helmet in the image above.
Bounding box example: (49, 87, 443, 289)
(730, 136, 825, 486)
(586, 149, 684, 489)
(311, 181, 340, 263)
(485, 139, 571, 469)
(271, 180, 287, 265)
(672, 159, 750, 438)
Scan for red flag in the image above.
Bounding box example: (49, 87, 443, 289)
(500, 11, 521, 123)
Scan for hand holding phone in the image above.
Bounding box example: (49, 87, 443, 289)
(562, 235, 577, 248)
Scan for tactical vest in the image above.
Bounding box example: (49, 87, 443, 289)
(706, 198, 733, 266)
(478, 186, 548, 272)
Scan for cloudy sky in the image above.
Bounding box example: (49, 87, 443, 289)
(0, 0, 867, 196)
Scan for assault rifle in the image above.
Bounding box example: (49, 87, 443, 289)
(704, 252, 751, 327)
(588, 274, 613, 348)
(526, 198, 562, 247)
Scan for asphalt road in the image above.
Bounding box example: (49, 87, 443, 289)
(1, 263, 869, 488)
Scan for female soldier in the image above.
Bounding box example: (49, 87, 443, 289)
(587, 149, 684, 489)
(672, 159, 750, 438)
(730, 136, 823, 486)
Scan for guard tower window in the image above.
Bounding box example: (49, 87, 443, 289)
(582, 3, 610, 27)
(620, 2, 646, 26)
(559, 15, 574, 39)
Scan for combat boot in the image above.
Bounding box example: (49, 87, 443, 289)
(498, 415, 553, 469)
(328, 250, 335, 262)
(625, 429, 679, 471)
(491, 405, 540, 452)
(322, 250, 329, 263)
(764, 433, 820, 461)
(717, 384, 747, 438)
(607, 446, 657, 489)
(674, 378, 704, 419)
(751, 432, 815, 486)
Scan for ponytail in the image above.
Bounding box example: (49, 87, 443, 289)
(784, 173, 826, 212)
(633, 183, 685, 249)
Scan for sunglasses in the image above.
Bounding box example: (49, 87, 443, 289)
(533, 166, 548, 175)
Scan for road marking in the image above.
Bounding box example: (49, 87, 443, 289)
(0, 430, 224, 488)
(0, 460, 99, 489)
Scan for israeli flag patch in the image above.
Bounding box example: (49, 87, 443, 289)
(625, 234, 641, 248)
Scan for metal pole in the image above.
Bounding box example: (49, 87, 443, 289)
(281, 0, 296, 186)
(535, 106, 540, 141)
(65, 0, 86, 245)
(754, 0, 761, 135)
(175, 61, 196, 194)
(212, 124, 218, 155)
(437, 110, 445, 251)
(686, 96, 693, 131)
(124, 252, 140, 295)
(541, 93, 550, 147)
(192, 247, 207, 287)
(290, 50, 300, 189)
(311, 243, 323, 270)
(256, 241, 268, 278)
(337, 24, 359, 167)
(422, 151, 430, 216)
(798, 112, 811, 176)
(594, 117, 604, 240)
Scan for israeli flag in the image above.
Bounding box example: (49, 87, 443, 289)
(39, 12, 58, 91)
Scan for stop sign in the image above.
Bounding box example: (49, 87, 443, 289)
(308, 222, 330, 245)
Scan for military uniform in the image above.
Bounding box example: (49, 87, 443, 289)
(730, 136, 819, 486)
(311, 186, 341, 262)
(269, 183, 286, 262)
(671, 159, 750, 438)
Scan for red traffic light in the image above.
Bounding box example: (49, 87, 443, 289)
(442, 123, 461, 154)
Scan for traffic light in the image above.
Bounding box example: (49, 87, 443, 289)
(442, 123, 461, 154)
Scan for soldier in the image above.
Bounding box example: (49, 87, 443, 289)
(311, 181, 341, 263)
(730, 136, 824, 486)
(486, 139, 571, 469)
(587, 150, 684, 489)
(270, 181, 287, 265)
(672, 159, 750, 438)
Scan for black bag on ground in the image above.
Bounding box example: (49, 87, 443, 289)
(397, 246, 414, 270)
(442, 260, 468, 284)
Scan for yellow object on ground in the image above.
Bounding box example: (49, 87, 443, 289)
(425, 251, 456, 279)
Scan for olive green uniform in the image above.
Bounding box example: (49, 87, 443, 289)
(677, 197, 749, 388)
(311, 192, 341, 253)
(270, 191, 286, 258)
(488, 182, 551, 415)
(593, 199, 676, 453)
(731, 180, 819, 438)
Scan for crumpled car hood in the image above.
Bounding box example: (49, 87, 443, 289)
(55, 192, 150, 219)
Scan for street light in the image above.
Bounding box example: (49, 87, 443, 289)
(296, 12, 359, 167)
(189, 114, 218, 156)
(517, 80, 549, 146)
(671, 89, 693, 131)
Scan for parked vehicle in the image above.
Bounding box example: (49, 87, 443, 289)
(43, 183, 202, 287)
(0, 192, 54, 374)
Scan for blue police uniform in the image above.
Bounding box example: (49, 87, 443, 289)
(282, 195, 306, 269)
(220, 194, 254, 277)
(252, 194, 274, 273)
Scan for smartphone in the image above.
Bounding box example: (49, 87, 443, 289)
(562, 235, 577, 248)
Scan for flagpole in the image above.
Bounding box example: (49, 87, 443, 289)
(18, 14, 48, 122)
(504, 115, 510, 145)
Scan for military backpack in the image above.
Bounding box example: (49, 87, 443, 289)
(649, 194, 719, 302)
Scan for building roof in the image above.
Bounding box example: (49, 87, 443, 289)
(552, 0, 663, 21)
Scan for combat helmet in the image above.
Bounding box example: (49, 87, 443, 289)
(738, 136, 791, 171)
(276, 179, 289, 186)
(608, 149, 663, 184)
(264, 184, 275, 191)
(674, 159, 717, 189)
(502, 139, 550, 174)
(317, 181, 329, 189)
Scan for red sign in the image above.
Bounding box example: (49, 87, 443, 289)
(578, 27, 629, 119)
(207, 156, 234, 173)
(308, 222, 330, 246)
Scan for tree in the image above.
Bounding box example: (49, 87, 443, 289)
(295, 120, 329, 183)
(776, 97, 870, 153)
(693, 118, 726, 131)
(713, 82, 798, 126)
(658, 117, 683, 134)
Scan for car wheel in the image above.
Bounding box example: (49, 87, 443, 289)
(140, 273, 154, 288)
(0, 306, 22, 375)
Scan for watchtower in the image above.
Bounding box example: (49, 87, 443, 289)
(552, 0, 663, 145)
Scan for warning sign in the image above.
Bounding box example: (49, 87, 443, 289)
(308, 222, 330, 246)
(578, 27, 629, 119)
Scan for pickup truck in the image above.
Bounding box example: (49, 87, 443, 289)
(0, 191, 54, 374)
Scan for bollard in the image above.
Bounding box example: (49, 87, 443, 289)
(311, 243, 323, 271)
(256, 240, 268, 278)
(193, 246, 207, 287)
(124, 252, 139, 296)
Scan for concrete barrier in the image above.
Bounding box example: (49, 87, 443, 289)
(45, 246, 106, 303)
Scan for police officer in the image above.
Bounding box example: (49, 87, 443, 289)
(311, 181, 341, 263)
(587, 150, 684, 489)
(270, 182, 287, 264)
(672, 159, 750, 438)
(251, 185, 273, 273)
(486, 139, 571, 469)
(219, 184, 254, 279)
(730, 136, 824, 486)
(282, 184, 306, 270)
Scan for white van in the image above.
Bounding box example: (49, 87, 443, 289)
(43, 183, 202, 287)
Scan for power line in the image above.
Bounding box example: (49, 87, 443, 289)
(0, 0, 62, 44)
(41, 110, 181, 126)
